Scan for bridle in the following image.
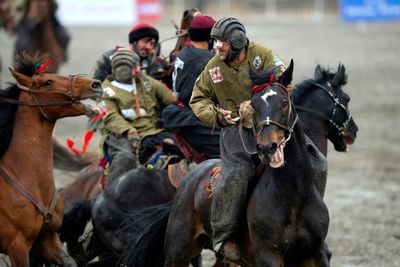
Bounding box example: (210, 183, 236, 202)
(0, 74, 84, 120)
(295, 82, 352, 136)
(254, 83, 298, 138)
(239, 82, 298, 155)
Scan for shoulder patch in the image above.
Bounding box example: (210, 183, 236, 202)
(144, 81, 152, 92)
(208, 66, 224, 83)
(104, 87, 116, 97)
(273, 55, 286, 72)
(253, 56, 262, 70)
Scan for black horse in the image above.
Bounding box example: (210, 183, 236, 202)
(59, 62, 358, 266)
(117, 60, 330, 267)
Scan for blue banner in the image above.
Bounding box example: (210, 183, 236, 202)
(340, 0, 400, 22)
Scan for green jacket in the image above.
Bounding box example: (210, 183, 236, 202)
(101, 73, 175, 140)
(190, 42, 285, 127)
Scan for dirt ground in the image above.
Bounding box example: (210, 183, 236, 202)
(1, 15, 400, 267)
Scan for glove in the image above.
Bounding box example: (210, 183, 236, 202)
(249, 66, 277, 87)
(127, 128, 140, 150)
(216, 109, 236, 127)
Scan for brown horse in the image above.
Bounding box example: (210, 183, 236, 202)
(0, 53, 102, 266)
(14, 0, 69, 73)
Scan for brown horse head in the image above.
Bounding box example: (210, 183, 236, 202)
(9, 53, 103, 119)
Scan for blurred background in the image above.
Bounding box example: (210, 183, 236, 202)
(1, 0, 400, 266)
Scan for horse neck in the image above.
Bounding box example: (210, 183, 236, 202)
(1, 106, 55, 182)
(298, 110, 328, 156)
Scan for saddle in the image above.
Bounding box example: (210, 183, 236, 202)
(167, 159, 197, 189)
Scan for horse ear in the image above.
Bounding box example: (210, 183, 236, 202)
(9, 67, 31, 87)
(331, 63, 347, 87)
(278, 59, 294, 87)
(314, 65, 323, 80)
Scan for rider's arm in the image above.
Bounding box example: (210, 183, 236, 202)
(103, 99, 134, 136)
(189, 71, 218, 128)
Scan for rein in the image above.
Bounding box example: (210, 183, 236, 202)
(0, 166, 59, 224)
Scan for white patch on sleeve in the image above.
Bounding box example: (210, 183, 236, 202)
(104, 87, 116, 97)
(261, 89, 277, 105)
(208, 66, 224, 83)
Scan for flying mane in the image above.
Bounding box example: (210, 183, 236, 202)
(292, 64, 348, 104)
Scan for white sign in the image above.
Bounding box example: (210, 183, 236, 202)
(57, 0, 138, 26)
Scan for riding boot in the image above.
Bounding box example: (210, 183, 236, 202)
(210, 126, 256, 244)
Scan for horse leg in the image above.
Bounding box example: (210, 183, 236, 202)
(164, 206, 199, 266)
(35, 233, 77, 267)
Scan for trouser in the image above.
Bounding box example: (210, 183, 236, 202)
(180, 125, 220, 159)
(210, 126, 257, 243)
(103, 134, 137, 183)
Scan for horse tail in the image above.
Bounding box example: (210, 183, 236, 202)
(58, 199, 93, 243)
(117, 202, 173, 267)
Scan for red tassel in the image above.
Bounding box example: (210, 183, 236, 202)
(35, 59, 53, 74)
(66, 130, 94, 156)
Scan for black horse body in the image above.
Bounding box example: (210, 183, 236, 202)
(59, 63, 358, 266)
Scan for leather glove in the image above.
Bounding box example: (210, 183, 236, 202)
(127, 128, 140, 150)
(249, 66, 277, 87)
(216, 108, 236, 127)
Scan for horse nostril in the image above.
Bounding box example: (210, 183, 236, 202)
(90, 80, 103, 92)
(257, 143, 278, 157)
(267, 143, 278, 156)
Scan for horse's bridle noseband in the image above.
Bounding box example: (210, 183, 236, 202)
(296, 82, 352, 136)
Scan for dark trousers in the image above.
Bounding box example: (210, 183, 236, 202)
(210, 126, 257, 243)
(103, 134, 137, 183)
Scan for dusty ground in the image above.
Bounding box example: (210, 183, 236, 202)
(1, 15, 400, 267)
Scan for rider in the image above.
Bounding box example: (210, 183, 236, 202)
(93, 22, 163, 82)
(189, 17, 287, 251)
(99, 49, 176, 182)
(162, 14, 220, 160)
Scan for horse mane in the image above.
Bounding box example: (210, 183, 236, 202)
(0, 53, 48, 157)
(292, 64, 348, 105)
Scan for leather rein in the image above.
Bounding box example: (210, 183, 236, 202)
(0, 166, 59, 224)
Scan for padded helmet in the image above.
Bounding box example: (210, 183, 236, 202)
(211, 17, 248, 50)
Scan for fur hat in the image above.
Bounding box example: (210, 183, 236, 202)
(129, 23, 159, 44)
(111, 49, 140, 70)
(188, 15, 216, 42)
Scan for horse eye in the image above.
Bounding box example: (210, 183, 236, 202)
(44, 80, 53, 86)
(281, 99, 289, 109)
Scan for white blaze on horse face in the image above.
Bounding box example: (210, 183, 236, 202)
(261, 89, 277, 106)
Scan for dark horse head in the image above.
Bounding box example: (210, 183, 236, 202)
(251, 59, 297, 166)
(293, 64, 358, 152)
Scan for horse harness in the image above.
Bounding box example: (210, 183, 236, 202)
(295, 82, 352, 136)
(238, 82, 298, 155)
(0, 166, 59, 224)
(0, 74, 84, 121)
